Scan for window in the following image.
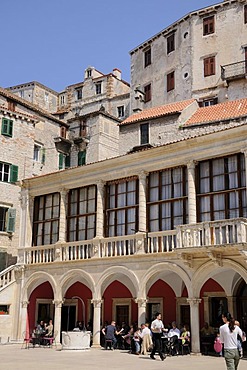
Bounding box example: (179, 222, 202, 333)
(203, 16, 215, 35)
(199, 97, 218, 107)
(244, 5, 247, 24)
(44, 92, 49, 102)
(147, 167, 188, 232)
(32, 193, 60, 246)
(60, 126, 67, 138)
(59, 153, 70, 170)
(167, 71, 175, 92)
(1, 118, 13, 137)
(117, 106, 125, 118)
(144, 83, 151, 102)
(0, 206, 16, 233)
(7, 99, 16, 112)
(33, 143, 45, 163)
(0, 305, 10, 315)
(0, 162, 18, 183)
(67, 185, 96, 242)
(95, 82, 102, 95)
(106, 178, 139, 237)
(167, 33, 175, 54)
(197, 153, 247, 222)
(79, 121, 87, 137)
(87, 69, 92, 78)
(140, 123, 149, 145)
(60, 95, 65, 105)
(76, 89, 82, 100)
(144, 48, 151, 67)
(78, 151, 86, 166)
(204, 56, 215, 77)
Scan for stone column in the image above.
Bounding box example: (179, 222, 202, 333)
(187, 298, 201, 354)
(11, 265, 25, 341)
(19, 188, 34, 248)
(95, 181, 105, 238)
(187, 161, 197, 224)
(53, 300, 64, 345)
(227, 296, 237, 319)
(19, 300, 30, 339)
(135, 298, 148, 326)
(242, 149, 247, 195)
(91, 299, 103, 348)
(138, 171, 147, 233)
(58, 189, 68, 243)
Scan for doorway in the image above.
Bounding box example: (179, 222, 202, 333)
(116, 305, 129, 326)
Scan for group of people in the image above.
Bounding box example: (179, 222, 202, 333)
(31, 319, 54, 346)
(101, 313, 191, 361)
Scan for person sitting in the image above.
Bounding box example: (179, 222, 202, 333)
(102, 320, 121, 349)
(168, 322, 180, 355)
(133, 327, 141, 355)
(140, 323, 152, 355)
(122, 325, 134, 351)
(200, 322, 214, 336)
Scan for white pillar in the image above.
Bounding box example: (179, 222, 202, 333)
(53, 300, 64, 345)
(135, 298, 148, 326)
(19, 188, 34, 248)
(95, 181, 105, 238)
(138, 171, 147, 233)
(187, 161, 197, 224)
(58, 189, 68, 243)
(187, 298, 201, 354)
(91, 299, 103, 348)
(12, 265, 25, 341)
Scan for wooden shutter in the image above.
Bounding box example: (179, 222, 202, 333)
(6, 208, 16, 233)
(65, 155, 70, 168)
(41, 148, 46, 164)
(10, 165, 18, 183)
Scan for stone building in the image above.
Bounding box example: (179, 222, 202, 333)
(0, 96, 247, 354)
(130, 0, 247, 112)
(0, 87, 68, 270)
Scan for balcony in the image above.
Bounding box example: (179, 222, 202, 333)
(17, 218, 247, 265)
(221, 60, 247, 81)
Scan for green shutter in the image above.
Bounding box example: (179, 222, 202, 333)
(41, 147, 46, 164)
(65, 155, 70, 168)
(59, 153, 64, 170)
(6, 208, 16, 233)
(1, 118, 13, 137)
(10, 165, 18, 183)
(78, 151, 86, 166)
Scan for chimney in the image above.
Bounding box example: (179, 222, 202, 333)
(113, 68, 122, 80)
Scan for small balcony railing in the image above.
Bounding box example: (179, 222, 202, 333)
(18, 218, 247, 265)
(221, 60, 247, 81)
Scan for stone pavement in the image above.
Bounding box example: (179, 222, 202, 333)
(0, 345, 246, 370)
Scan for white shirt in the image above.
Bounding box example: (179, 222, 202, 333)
(220, 323, 243, 349)
(168, 327, 180, 337)
(151, 319, 164, 333)
(140, 326, 151, 338)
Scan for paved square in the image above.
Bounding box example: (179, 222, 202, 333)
(0, 345, 246, 370)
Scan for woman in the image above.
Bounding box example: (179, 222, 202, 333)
(220, 313, 243, 370)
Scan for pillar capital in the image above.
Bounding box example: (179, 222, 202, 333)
(96, 180, 105, 190)
(187, 160, 198, 170)
(14, 264, 25, 281)
(135, 298, 148, 308)
(187, 298, 201, 306)
(52, 300, 64, 308)
(21, 300, 29, 308)
(137, 170, 148, 181)
(91, 299, 103, 309)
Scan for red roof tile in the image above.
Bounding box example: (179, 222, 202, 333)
(185, 98, 247, 126)
(120, 99, 196, 125)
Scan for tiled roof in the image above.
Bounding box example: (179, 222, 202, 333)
(185, 98, 247, 126)
(120, 99, 196, 125)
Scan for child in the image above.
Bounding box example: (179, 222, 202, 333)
(214, 333, 223, 357)
(235, 320, 243, 358)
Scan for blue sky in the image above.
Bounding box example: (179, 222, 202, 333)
(1, 0, 219, 92)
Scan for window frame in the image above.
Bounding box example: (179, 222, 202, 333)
(117, 106, 125, 118)
(140, 123, 149, 145)
(0, 162, 18, 183)
(67, 185, 97, 242)
(76, 89, 82, 100)
(244, 5, 247, 24)
(203, 16, 215, 36)
(144, 83, 151, 103)
(204, 56, 216, 77)
(95, 82, 102, 95)
(1, 118, 13, 137)
(144, 47, 151, 68)
(167, 71, 175, 92)
(167, 33, 175, 54)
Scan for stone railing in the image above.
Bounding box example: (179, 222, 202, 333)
(0, 265, 15, 290)
(17, 218, 247, 265)
(176, 218, 247, 248)
(221, 60, 246, 81)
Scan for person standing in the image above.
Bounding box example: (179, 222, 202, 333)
(102, 321, 121, 349)
(220, 312, 243, 370)
(150, 312, 166, 361)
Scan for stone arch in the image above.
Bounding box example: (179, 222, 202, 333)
(139, 262, 192, 298)
(192, 259, 247, 297)
(60, 269, 96, 300)
(95, 266, 139, 298)
(22, 271, 57, 302)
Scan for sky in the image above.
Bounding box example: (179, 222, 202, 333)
(1, 0, 220, 92)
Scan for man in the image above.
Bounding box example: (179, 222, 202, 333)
(150, 312, 166, 361)
(102, 321, 120, 349)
